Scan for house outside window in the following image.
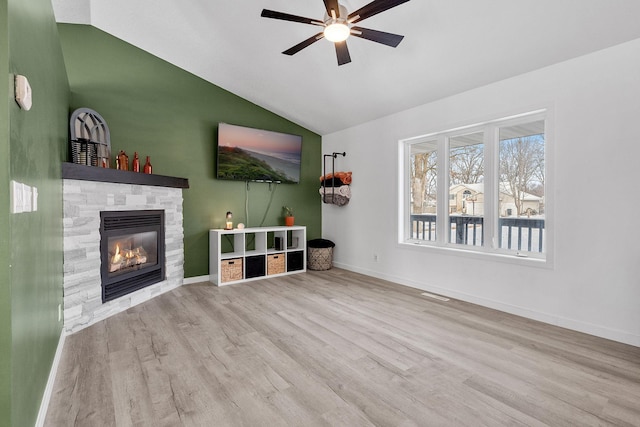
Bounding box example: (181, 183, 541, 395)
(400, 110, 549, 260)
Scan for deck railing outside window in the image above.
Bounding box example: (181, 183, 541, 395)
(410, 214, 545, 253)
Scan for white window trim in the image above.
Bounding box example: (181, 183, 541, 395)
(398, 109, 554, 268)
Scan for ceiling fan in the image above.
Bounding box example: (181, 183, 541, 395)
(261, 0, 410, 66)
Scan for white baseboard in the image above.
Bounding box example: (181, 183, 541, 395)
(183, 275, 210, 285)
(332, 261, 640, 348)
(35, 330, 66, 427)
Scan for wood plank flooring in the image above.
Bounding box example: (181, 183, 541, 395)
(45, 269, 640, 426)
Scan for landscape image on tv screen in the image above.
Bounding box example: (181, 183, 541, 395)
(217, 123, 302, 184)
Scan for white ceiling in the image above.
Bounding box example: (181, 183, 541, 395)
(52, 0, 640, 135)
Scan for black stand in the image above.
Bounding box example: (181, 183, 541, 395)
(322, 152, 346, 204)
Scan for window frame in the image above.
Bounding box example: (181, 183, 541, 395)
(398, 109, 553, 267)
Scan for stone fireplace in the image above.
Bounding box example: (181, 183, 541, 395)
(62, 163, 188, 333)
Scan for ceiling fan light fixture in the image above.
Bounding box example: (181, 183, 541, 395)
(261, 0, 410, 65)
(324, 22, 350, 42)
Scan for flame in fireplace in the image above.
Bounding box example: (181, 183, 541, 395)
(112, 244, 122, 264)
(109, 243, 148, 273)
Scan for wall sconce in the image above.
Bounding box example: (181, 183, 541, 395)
(225, 211, 233, 230)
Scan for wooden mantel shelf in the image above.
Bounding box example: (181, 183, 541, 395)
(62, 162, 189, 189)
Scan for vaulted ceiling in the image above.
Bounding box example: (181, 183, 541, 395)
(52, 0, 640, 135)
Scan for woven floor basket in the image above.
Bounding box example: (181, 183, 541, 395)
(307, 247, 333, 271)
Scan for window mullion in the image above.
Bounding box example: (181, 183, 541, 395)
(483, 125, 498, 250)
(399, 141, 411, 242)
(436, 135, 449, 246)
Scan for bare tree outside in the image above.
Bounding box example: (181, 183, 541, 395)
(499, 134, 545, 216)
(410, 142, 437, 214)
(410, 132, 543, 217)
(450, 143, 484, 185)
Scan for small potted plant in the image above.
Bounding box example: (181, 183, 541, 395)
(283, 206, 294, 226)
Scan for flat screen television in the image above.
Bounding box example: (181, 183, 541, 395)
(216, 123, 302, 183)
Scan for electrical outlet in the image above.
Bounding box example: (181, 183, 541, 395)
(373, 253, 379, 262)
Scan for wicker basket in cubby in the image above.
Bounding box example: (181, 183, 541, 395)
(221, 258, 243, 282)
(267, 254, 285, 275)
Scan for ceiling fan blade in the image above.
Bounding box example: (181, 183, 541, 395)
(323, 0, 340, 17)
(283, 33, 325, 56)
(335, 41, 351, 66)
(261, 9, 324, 26)
(348, 0, 410, 24)
(351, 26, 404, 47)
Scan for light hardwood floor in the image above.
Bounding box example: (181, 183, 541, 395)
(45, 269, 640, 426)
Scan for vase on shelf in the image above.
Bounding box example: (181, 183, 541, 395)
(117, 151, 129, 171)
(132, 152, 140, 172)
(143, 156, 152, 174)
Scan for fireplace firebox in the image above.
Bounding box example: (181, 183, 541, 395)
(100, 210, 165, 302)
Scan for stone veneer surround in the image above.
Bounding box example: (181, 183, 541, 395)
(63, 179, 184, 333)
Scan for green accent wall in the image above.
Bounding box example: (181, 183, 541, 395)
(1, 1, 11, 424)
(2, 0, 69, 425)
(58, 24, 322, 278)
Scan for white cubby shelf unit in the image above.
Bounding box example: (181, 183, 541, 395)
(209, 226, 306, 286)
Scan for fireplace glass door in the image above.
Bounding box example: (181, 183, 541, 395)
(107, 231, 158, 277)
(100, 210, 165, 303)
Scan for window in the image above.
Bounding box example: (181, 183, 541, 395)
(400, 111, 548, 260)
(498, 120, 545, 253)
(409, 138, 437, 242)
(449, 131, 484, 248)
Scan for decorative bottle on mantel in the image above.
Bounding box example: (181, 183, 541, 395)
(132, 152, 140, 172)
(117, 151, 129, 171)
(143, 156, 152, 174)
